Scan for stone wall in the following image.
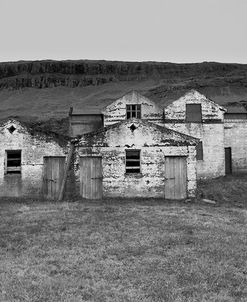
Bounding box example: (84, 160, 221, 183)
(163, 90, 226, 178)
(0, 119, 67, 197)
(224, 120, 247, 173)
(75, 119, 198, 198)
(164, 123, 225, 178)
(164, 90, 225, 122)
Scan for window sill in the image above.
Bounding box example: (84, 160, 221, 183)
(124, 173, 143, 178)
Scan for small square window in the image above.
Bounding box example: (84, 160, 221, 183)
(126, 150, 141, 173)
(196, 142, 203, 160)
(6, 150, 21, 174)
(186, 104, 202, 122)
(126, 104, 141, 119)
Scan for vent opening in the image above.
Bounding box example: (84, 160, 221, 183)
(130, 124, 137, 132)
(8, 125, 16, 134)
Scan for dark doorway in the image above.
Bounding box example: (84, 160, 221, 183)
(225, 147, 232, 174)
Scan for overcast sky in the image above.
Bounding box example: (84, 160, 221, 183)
(0, 0, 246, 63)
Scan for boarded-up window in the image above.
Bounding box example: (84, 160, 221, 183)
(186, 104, 202, 122)
(126, 105, 141, 119)
(196, 142, 203, 160)
(6, 150, 21, 174)
(126, 150, 140, 173)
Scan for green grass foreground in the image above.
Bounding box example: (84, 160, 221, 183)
(0, 199, 246, 302)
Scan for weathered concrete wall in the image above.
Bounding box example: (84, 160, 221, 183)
(224, 120, 247, 173)
(75, 119, 198, 198)
(102, 91, 163, 126)
(164, 90, 225, 122)
(162, 90, 226, 178)
(0, 119, 67, 197)
(164, 123, 225, 178)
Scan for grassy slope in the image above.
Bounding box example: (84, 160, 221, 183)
(0, 79, 161, 120)
(1, 60, 247, 134)
(0, 198, 246, 302)
(0, 78, 247, 122)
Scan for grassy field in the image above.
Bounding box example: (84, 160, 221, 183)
(0, 197, 246, 302)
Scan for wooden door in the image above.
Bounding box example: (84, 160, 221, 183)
(225, 147, 232, 174)
(43, 156, 66, 199)
(80, 156, 103, 199)
(165, 156, 187, 200)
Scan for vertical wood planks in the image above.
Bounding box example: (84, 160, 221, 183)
(165, 156, 187, 200)
(43, 157, 66, 199)
(80, 156, 103, 199)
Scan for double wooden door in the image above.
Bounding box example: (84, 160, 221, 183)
(43, 156, 65, 199)
(165, 156, 187, 200)
(80, 156, 103, 199)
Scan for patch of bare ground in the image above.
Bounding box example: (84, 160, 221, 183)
(197, 173, 247, 207)
(0, 194, 247, 301)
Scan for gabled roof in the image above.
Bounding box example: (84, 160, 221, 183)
(102, 90, 161, 113)
(74, 118, 199, 146)
(0, 118, 68, 146)
(225, 104, 247, 114)
(169, 89, 227, 111)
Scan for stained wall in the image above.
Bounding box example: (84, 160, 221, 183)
(75, 119, 198, 198)
(0, 119, 67, 197)
(102, 91, 163, 126)
(163, 90, 226, 178)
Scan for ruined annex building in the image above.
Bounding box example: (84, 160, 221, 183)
(1, 90, 246, 200)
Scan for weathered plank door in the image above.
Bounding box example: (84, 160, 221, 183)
(80, 156, 103, 199)
(43, 156, 66, 199)
(165, 156, 187, 200)
(225, 147, 232, 174)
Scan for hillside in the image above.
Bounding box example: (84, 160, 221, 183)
(1, 60, 247, 135)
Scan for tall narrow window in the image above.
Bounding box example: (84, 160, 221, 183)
(126, 104, 141, 119)
(6, 150, 21, 174)
(125, 150, 141, 173)
(186, 104, 202, 122)
(196, 142, 203, 160)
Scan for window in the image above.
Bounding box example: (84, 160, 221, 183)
(126, 104, 141, 119)
(186, 104, 202, 122)
(196, 142, 203, 160)
(125, 150, 141, 173)
(6, 150, 21, 174)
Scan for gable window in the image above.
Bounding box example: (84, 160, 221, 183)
(125, 150, 141, 173)
(186, 104, 202, 122)
(126, 104, 141, 119)
(196, 142, 203, 160)
(6, 150, 21, 174)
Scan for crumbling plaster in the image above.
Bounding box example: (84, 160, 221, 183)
(0, 119, 67, 197)
(75, 119, 198, 198)
(162, 90, 226, 178)
(164, 90, 226, 122)
(102, 91, 163, 126)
